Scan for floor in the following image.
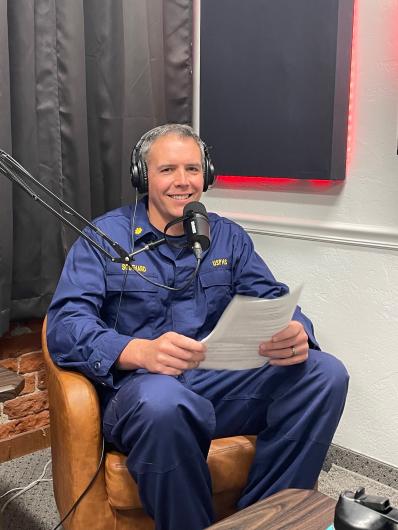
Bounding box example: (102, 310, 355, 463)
(0, 447, 398, 530)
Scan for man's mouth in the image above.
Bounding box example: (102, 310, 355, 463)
(168, 194, 192, 200)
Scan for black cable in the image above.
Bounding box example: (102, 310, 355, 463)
(111, 198, 202, 298)
(51, 437, 105, 530)
(113, 267, 131, 331)
(129, 257, 201, 291)
(113, 194, 139, 331)
(125, 209, 203, 292)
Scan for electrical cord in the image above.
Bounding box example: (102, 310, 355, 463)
(130, 256, 201, 291)
(113, 194, 202, 331)
(126, 201, 203, 292)
(113, 194, 138, 331)
(51, 436, 105, 530)
(49, 196, 198, 524)
(0, 458, 52, 514)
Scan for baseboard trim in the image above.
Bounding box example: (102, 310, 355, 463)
(0, 426, 51, 463)
(323, 443, 398, 489)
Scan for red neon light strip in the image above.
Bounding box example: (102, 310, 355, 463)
(216, 175, 339, 188)
(346, 0, 358, 171)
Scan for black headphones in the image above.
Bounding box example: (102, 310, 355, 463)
(130, 133, 216, 194)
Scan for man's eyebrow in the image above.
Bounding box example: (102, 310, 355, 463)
(156, 163, 176, 170)
(157, 162, 202, 169)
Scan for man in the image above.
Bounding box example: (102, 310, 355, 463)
(47, 124, 349, 530)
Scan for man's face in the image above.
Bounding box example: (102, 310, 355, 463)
(146, 134, 204, 234)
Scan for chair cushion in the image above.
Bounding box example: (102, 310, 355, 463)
(105, 435, 256, 510)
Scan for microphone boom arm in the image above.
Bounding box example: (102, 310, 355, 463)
(0, 150, 168, 263)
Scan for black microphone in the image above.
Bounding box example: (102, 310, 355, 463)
(183, 201, 210, 260)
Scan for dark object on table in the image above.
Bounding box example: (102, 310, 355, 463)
(335, 487, 398, 530)
(0, 366, 24, 401)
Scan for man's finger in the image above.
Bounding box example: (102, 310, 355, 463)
(169, 332, 207, 353)
(271, 320, 303, 342)
(269, 352, 308, 366)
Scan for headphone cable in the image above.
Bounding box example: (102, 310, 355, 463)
(112, 193, 139, 330)
(129, 256, 201, 292)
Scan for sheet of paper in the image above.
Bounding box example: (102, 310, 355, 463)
(199, 285, 302, 370)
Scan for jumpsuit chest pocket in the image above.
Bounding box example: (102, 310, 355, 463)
(106, 273, 159, 293)
(199, 269, 233, 322)
(105, 273, 160, 336)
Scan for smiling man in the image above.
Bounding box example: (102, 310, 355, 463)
(47, 124, 349, 530)
(146, 132, 204, 231)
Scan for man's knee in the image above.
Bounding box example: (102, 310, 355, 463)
(116, 374, 215, 441)
(117, 375, 215, 475)
(309, 349, 349, 400)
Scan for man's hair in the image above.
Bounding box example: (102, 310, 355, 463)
(139, 124, 205, 167)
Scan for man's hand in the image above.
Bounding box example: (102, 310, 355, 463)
(259, 320, 309, 366)
(117, 331, 207, 376)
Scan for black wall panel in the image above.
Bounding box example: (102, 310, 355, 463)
(200, 0, 354, 180)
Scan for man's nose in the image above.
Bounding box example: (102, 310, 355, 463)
(174, 168, 189, 186)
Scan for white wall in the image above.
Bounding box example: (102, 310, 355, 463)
(196, 0, 398, 467)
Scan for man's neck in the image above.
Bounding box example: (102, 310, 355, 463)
(147, 209, 184, 237)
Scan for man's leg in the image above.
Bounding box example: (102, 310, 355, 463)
(186, 350, 349, 508)
(103, 372, 216, 530)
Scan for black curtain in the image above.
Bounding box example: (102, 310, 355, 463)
(0, 0, 193, 336)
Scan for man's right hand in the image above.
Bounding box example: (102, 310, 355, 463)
(117, 331, 207, 376)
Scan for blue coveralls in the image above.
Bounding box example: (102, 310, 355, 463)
(47, 198, 349, 530)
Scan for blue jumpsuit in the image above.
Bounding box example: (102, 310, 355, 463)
(47, 198, 349, 530)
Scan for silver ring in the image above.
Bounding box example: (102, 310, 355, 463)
(291, 346, 297, 357)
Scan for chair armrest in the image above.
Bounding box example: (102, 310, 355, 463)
(42, 317, 112, 528)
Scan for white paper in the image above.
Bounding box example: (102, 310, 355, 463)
(199, 285, 302, 370)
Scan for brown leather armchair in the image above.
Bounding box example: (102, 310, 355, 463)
(42, 318, 257, 530)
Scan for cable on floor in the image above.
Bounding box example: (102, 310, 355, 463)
(0, 458, 53, 514)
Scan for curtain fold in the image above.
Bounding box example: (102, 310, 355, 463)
(0, 0, 13, 336)
(0, 0, 192, 335)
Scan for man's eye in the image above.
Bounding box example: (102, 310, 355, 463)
(161, 167, 172, 173)
(187, 166, 200, 172)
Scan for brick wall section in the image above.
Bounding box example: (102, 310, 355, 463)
(0, 320, 49, 440)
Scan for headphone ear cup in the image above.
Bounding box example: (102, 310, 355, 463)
(130, 146, 148, 194)
(203, 158, 209, 192)
(130, 161, 139, 190)
(202, 145, 216, 192)
(137, 159, 148, 194)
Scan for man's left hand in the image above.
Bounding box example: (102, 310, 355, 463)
(259, 320, 309, 366)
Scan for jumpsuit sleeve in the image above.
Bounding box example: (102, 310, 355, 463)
(46, 229, 132, 389)
(231, 226, 320, 350)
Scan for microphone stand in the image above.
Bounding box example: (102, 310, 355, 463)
(0, 149, 167, 263)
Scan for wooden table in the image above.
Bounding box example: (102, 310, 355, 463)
(207, 489, 336, 530)
(0, 366, 24, 401)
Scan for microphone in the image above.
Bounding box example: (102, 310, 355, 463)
(183, 201, 210, 260)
